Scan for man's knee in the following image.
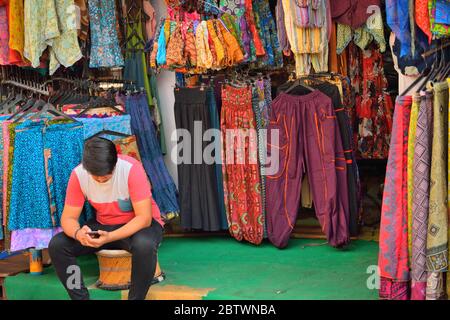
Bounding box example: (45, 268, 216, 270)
(131, 232, 160, 255)
(48, 232, 72, 258)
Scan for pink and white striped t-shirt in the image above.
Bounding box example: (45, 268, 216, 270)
(65, 154, 164, 227)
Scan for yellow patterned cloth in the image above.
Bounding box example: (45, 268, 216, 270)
(427, 81, 449, 300)
(24, 0, 82, 74)
(9, 0, 25, 60)
(407, 94, 420, 262)
(281, 0, 328, 76)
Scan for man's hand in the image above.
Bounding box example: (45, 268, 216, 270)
(85, 230, 111, 248)
(75, 225, 93, 247)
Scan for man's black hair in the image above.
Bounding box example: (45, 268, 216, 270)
(82, 137, 118, 176)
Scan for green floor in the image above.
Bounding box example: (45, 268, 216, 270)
(5, 237, 380, 300)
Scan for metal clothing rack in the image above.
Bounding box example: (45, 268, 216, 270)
(1, 80, 50, 96)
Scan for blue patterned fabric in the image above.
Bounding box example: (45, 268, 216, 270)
(78, 115, 132, 140)
(125, 93, 179, 217)
(8, 121, 83, 230)
(44, 122, 84, 225)
(88, 0, 124, 68)
(386, 0, 411, 57)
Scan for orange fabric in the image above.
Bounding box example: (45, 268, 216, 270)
(218, 22, 244, 66)
(7, 1, 26, 65)
(207, 20, 225, 68)
(415, 0, 432, 43)
(184, 21, 197, 67)
(166, 22, 186, 68)
(329, 22, 338, 74)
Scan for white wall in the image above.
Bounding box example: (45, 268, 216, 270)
(153, 0, 178, 187)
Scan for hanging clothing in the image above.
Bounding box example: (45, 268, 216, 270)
(74, 0, 89, 42)
(221, 85, 264, 245)
(78, 116, 132, 140)
(411, 92, 432, 300)
(8, 121, 83, 231)
(174, 88, 221, 231)
(24, 0, 83, 74)
(429, 0, 450, 37)
(385, 0, 412, 57)
(0, 6, 9, 65)
(9, 0, 26, 63)
(277, 80, 359, 236)
(426, 81, 449, 301)
(206, 87, 228, 230)
(88, 0, 124, 68)
(11, 227, 63, 252)
(415, 0, 432, 43)
(379, 96, 412, 300)
(331, 0, 380, 29)
(407, 93, 420, 262)
(125, 93, 180, 220)
(266, 90, 350, 248)
(114, 136, 142, 162)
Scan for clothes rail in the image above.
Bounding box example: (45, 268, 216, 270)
(1, 80, 50, 96)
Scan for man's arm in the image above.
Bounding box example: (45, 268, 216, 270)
(88, 199, 152, 247)
(61, 205, 83, 240)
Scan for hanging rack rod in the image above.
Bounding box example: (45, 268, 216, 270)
(1, 80, 50, 96)
(422, 41, 450, 58)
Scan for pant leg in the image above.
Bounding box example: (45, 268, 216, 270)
(335, 107, 358, 236)
(266, 94, 304, 248)
(117, 221, 163, 300)
(48, 220, 104, 300)
(302, 93, 349, 247)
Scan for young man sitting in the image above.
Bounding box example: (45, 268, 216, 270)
(49, 137, 164, 300)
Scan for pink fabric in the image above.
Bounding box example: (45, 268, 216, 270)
(0, 6, 9, 65)
(411, 281, 426, 300)
(2, 120, 11, 225)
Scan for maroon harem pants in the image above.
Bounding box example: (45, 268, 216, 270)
(266, 91, 350, 248)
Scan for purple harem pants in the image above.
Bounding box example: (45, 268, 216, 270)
(266, 91, 350, 248)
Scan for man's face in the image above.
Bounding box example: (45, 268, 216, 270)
(91, 174, 113, 184)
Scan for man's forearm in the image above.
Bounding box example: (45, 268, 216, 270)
(62, 218, 81, 240)
(108, 215, 151, 242)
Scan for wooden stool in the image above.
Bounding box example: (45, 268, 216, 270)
(95, 250, 163, 291)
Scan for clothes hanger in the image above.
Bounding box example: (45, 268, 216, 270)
(28, 102, 78, 123)
(8, 96, 38, 121)
(90, 129, 132, 140)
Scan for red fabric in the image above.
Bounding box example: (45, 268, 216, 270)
(378, 96, 412, 300)
(415, 0, 432, 43)
(221, 85, 264, 245)
(330, 0, 380, 29)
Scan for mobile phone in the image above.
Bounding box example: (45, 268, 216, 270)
(87, 231, 101, 239)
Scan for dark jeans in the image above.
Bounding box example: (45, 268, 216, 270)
(48, 219, 163, 300)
